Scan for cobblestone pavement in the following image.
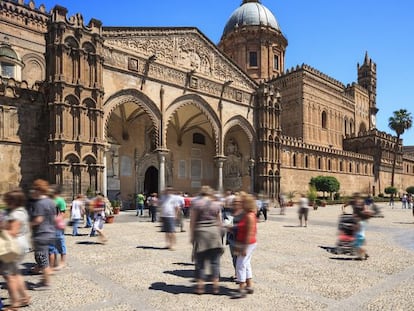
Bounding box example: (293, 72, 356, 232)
(4, 203, 414, 311)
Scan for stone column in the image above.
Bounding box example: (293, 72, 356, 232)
(214, 156, 226, 194)
(103, 153, 107, 197)
(249, 158, 255, 194)
(157, 149, 169, 193)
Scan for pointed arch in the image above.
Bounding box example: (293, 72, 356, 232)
(165, 94, 220, 154)
(103, 89, 161, 146)
(223, 115, 256, 157)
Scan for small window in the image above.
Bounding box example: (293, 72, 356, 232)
(249, 51, 257, 67)
(322, 111, 327, 129)
(304, 156, 309, 168)
(1, 62, 15, 78)
(292, 154, 296, 167)
(193, 133, 205, 145)
(273, 55, 279, 71)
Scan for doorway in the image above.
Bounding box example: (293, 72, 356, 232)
(144, 166, 158, 195)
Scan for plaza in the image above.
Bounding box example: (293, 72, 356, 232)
(7, 203, 414, 311)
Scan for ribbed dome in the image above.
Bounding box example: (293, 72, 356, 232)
(0, 43, 19, 61)
(222, 0, 280, 37)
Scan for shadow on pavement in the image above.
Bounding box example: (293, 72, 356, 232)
(136, 245, 168, 250)
(149, 282, 234, 296)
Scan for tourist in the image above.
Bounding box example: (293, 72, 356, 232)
(234, 192, 257, 298)
(146, 193, 158, 223)
(190, 185, 223, 295)
(91, 195, 108, 243)
(176, 192, 186, 232)
(279, 192, 287, 215)
(49, 185, 67, 271)
(30, 179, 57, 289)
(71, 194, 85, 236)
(136, 192, 145, 216)
(256, 193, 268, 221)
(225, 193, 244, 282)
(353, 213, 371, 260)
(159, 187, 179, 250)
(298, 193, 310, 227)
(1, 189, 31, 308)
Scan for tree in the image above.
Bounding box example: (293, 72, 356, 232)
(388, 109, 413, 188)
(310, 176, 340, 199)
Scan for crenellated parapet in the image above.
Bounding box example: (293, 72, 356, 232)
(281, 135, 373, 161)
(0, 0, 49, 31)
(0, 76, 44, 99)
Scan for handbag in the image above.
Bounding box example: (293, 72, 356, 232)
(0, 230, 22, 263)
(55, 213, 66, 230)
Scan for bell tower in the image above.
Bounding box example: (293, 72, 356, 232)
(45, 5, 105, 199)
(218, 0, 287, 82)
(358, 52, 378, 129)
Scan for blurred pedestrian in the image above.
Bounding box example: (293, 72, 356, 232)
(225, 193, 244, 282)
(30, 179, 57, 289)
(234, 192, 257, 298)
(91, 195, 108, 243)
(71, 194, 85, 236)
(1, 189, 31, 308)
(298, 193, 309, 227)
(159, 187, 179, 250)
(190, 186, 223, 295)
(49, 185, 67, 270)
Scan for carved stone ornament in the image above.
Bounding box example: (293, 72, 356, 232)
(103, 28, 254, 90)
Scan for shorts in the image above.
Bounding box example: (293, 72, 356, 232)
(162, 217, 176, 233)
(354, 236, 365, 248)
(93, 216, 104, 230)
(49, 229, 66, 255)
(34, 239, 54, 268)
(298, 207, 309, 220)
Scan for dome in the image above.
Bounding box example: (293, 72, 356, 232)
(0, 43, 19, 61)
(222, 0, 280, 37)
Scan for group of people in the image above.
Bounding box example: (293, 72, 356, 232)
(0, 179, 113, 309)
(0, 179, 67, 309)
(156, 186, 258, 298)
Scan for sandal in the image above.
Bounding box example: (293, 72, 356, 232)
(19, 295, 32, 307)
(194, 285, 204, 295)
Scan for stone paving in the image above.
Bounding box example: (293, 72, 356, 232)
(3, 203, 414, 311)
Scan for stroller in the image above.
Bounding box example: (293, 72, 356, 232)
(333, 213, 357, 255)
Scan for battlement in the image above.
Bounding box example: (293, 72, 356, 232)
(281, 135, 373, 161)
(0, 0, 49, 31)
(345, 129, 399, 144)
(49, 5, 102, 33)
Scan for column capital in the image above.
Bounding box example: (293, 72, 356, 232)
(214, 155, 227, 162)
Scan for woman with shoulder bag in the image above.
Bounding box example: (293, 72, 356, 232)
(1, 189, 32, 309)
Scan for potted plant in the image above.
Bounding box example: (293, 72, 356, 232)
(287, 191, 296, 206)
(112, 200, 121, 214)
(104, 199, 115, 223)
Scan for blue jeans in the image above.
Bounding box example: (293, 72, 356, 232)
(85, 210, 93, 227)
(136, 203, 144, 216)
(72, 218, 80, 236)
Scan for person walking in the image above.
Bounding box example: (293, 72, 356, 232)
(159, 187, 179, 250)
(234, 192, 258, 298)
(136, 192, 145, 216)
(298, 193, 310, 227)
(225, 193, 244, 282)
(190, 186, 223, 295)
(91, 195, 108, 243)
(30, 179, 57, 289)
(1, 189, 32, 309)
(147, 193, 158, 223)
(70, 194, 85, 236)
(49, 186, 67, 271)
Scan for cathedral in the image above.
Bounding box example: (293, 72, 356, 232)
(0, 0, 413, 202)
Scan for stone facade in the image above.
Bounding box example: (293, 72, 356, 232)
(0, 0, 413, 202)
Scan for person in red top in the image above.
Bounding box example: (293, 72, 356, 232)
(234, 192, 257, 298)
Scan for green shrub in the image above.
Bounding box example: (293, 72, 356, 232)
(406, 186, 414, 194)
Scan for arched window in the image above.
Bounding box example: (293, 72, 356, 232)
(339, 161, 343, 172)
(193, 133, 205, 145)
(0, 43, 23, 80)
(321, 111, 327, 129)
(328, 159, 331, 171)
(349, 163, 352, 173)
(304, 156, 309, 168)
(292, 154, 297, 167)
(318, 158, 322, 170)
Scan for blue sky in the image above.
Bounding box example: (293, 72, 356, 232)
(39, 0, 414, 145)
